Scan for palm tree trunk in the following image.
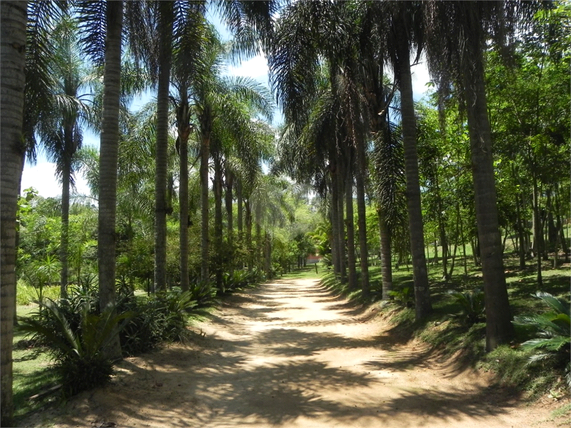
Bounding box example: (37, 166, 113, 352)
(178, 105, 190, 292)
(379, 211, 393, 300)
(213, 155, 224, 290)
(225, 170, 234, 273)
(463, 24, 514, 351)
(345, 165, 357, 291)
(245, 199, 253, 270)
(154, 0, 173, 292)
(397, 30, 432, 320)
(355, 136, 370, 298)
(98, 0, 123, 360)
(60, 158, 71, 298)
(336, 160, 346, 282)
(1, 3, 27, 424)
(329, 152, 341, 279)
(200, 132, 210, 283)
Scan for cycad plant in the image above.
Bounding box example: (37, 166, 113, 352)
(447, 288, 486, 326)
(513, 292, 571, 387)
(17, 299, 132, 397)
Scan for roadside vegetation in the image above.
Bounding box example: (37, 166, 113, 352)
(2, 1, 569, 426)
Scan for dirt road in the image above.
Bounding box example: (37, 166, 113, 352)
(22, 278, 568, 427)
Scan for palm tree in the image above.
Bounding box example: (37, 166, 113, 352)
(77, 0, 124, 358)
(153, 0, 174, 292)
(1, 2, 27, 424)
(37, 16, 94, 298)
(422, 0, 525, 350)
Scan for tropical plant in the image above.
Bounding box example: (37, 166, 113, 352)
(17, 299, 132, 397)
(119, 288, 197, 355)
(448, 289, 485, 326)
(513, 292, 571, 387)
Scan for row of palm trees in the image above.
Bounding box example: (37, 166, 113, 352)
(0, 0, 556, 424)
(265, 0, 547, 351)
(2, 1, 276, 424)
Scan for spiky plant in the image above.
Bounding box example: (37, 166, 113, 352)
(18, 299, 132, 397)
(513, 292, 571, 387)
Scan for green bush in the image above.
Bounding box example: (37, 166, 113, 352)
(513, 291, 571, 387)
(119, 288, 197, 356)
(389, 286, 414, 307)
(17, 299, 131, 397)
(447, 288, 485, 325)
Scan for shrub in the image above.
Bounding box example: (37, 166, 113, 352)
(447, 288, 485, 325)
(17, 300, 131, 397)
(389, 286, 414, 307)
(513, 291, 571, 387)
(119, 288, 197, 356)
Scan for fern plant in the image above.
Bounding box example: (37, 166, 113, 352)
(513, 292, 571, 387)
(18, 299, 132, 397)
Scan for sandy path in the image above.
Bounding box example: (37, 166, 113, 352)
(22, 278, 567, 428)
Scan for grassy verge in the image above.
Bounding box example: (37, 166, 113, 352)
(13, 305, 60, 422)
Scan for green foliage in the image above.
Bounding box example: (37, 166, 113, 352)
(119, 288, 197, 356)
(513, 292, 570, 386)
(17, 300, 132, 397)
(447, 288, 485, 325)
(221, 270, 250, 293)
(388, 286, 414, 307)
(16, 281, 59, 306)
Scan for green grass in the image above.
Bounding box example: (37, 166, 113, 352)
(281, 263, 324, 280)
(13, 305, 60, 422)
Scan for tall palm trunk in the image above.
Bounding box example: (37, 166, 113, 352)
(98, 0, 123, 360)
(245, 199, 253, 270)
(463, 15, 514, 351)
(336, 158, 346, 282)
(345, 163, 357, 291)
(379, 211, 393, 299)
(396, 29, 432, 320)
(60, 156, 71, 298)
(354, 127, 370, 298)
(213, 154, 224, 290)
(225, 171, 234, 254)
(177, 95, 191, 292)
(1, 2, 27, 424)
(154, 0, 173, 292)
(200, 131, 211, 282)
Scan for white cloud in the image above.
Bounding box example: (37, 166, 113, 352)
(227, 54, 269, 79)
(411, 56, 434, 100)
(21, 161, 91, 199)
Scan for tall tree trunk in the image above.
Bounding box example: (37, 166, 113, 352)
(396, 29, 431, 320)
(213, 155, 224, 290)
(60, 158, 71, 298)
(245, 199, 253, 270)
(329, 161, 341, 278)
(345, 167, 357, 291)
(154, 0, 173, 292)
(354, 130, 370, 298)
(1, 3, 27, 424)
(225, 170, 234, 272)
(463, 18, 514, 351)
(98, 0, 123, 359)
(336, 157, 347, 282)
(532, 177, 543, 287)
(200, 124, 211, 283)
(379, 211, 393, 300)
(177, 97, 190, 292)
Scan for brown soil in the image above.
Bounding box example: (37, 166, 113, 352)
(20, 278, 569, 427)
